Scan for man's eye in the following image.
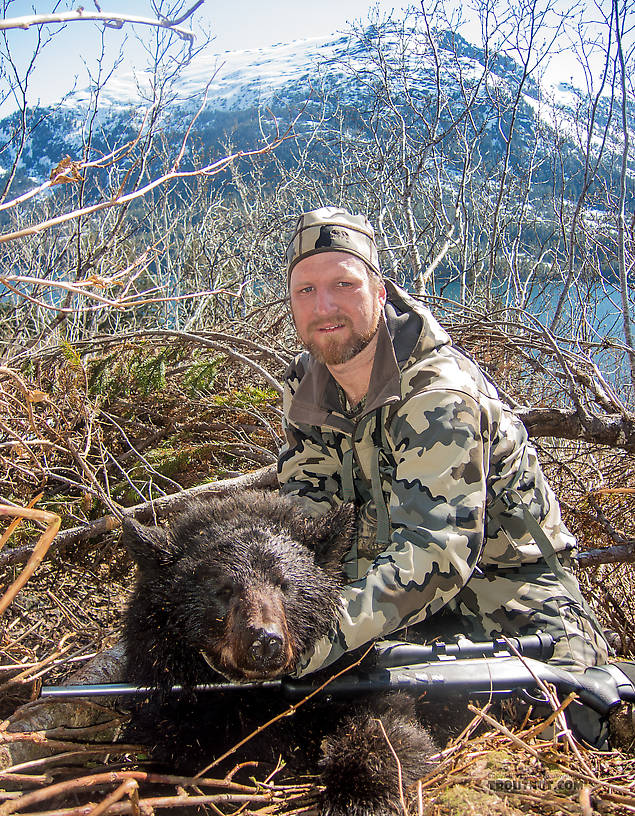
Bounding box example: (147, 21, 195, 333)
(298, 286, 313, 294)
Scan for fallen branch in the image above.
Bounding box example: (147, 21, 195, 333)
(0, 466, 277, 569)
(517, 407, 635, 453)
(0, 697, 129, 772)
(576, 542, 635, 566)
(0, 769, 275, 816)
(111, 463, 277, 526)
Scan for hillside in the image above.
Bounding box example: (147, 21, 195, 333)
(1, 24, 631, 199)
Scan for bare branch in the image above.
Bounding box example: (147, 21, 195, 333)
(518, 407, 635, 452)
(0, 104, 295, 247)
(0, 9, 199, 42)
(0, 503, 61, 616)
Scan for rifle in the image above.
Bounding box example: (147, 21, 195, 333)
(41, 633, 635, 719)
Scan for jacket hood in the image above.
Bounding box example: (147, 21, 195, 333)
(383, 279, 451, 365)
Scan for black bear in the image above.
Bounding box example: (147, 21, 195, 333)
(122, 490, 437, 816)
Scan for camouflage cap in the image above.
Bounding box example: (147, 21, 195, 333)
(286, 206, 381, 282)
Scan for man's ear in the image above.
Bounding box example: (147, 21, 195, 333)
(377, 280, 387, 308)
(121, 517, 176, 571)
(305, 503, 356, 575)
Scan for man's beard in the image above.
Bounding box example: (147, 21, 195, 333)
(301, 315, 380, 366)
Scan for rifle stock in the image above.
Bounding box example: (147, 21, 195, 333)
(284, 658, 630, 715)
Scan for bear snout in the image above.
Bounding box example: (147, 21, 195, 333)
(247, 626, 284, 664)
(216, 586, 295, 679)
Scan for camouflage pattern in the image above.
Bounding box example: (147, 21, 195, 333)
(278, 280, 609, 677)
(403, 555, 608, 670)
(286, 206, 381, 280)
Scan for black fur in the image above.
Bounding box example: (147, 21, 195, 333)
(122, 490, 438, 816)
(320, 693, 437, 816)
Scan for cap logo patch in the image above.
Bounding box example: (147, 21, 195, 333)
(315, 226, 351, 249)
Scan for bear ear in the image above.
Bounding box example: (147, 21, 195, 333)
(121, 517, 176, 570)
(305, 502, 356, 575)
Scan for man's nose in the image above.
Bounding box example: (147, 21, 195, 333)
(314, 287, 336, 314)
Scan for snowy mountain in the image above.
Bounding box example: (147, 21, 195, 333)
(71, 34, 355, 112)
(0, 24, 629, 193)
(65, 27, 547, 122)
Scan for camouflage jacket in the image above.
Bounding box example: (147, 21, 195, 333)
(278, 280, 576, 676)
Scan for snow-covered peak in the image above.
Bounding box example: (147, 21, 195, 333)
(70, 33, 354, 111)
(66, 26, 510, 114)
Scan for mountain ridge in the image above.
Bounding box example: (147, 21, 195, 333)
(0, 24, 629, 194)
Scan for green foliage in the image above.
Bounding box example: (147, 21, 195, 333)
(130, 356, 167, 396)
(88, 346, 168, 397)
(182, 357, 222, 396)
(87, 352, 119, 397)
(437, 784, 505, 814)
(111, 442, 220, 504)
(60, 340, 83, 370)
(133, 445, 198, 481)
(20, 357, 36, 379)
(212, 385, 279, 408)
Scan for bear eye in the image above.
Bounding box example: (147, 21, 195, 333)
(278, 579, 290, 593)
(216, 585, 233, 601)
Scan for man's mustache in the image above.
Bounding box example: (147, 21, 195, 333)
(306, 315, 352, 332)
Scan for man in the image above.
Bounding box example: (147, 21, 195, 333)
(278, 205, 609, 685)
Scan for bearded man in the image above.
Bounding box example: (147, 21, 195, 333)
(277, 206, 609, 702)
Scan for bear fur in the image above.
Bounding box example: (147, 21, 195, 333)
(122, 490, 438, 816)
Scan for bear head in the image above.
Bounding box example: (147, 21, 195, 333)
(122, 490, 355, 686)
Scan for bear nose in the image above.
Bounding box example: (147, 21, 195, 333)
(248, 628, 283, 664)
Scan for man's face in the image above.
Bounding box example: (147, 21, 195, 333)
(289, 252, 386, 366)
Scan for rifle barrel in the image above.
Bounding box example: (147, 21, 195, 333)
(41, 680, 283, 698)
(39, 633, 635, 716)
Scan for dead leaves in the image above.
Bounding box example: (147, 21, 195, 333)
(49, 156, 83, 185)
